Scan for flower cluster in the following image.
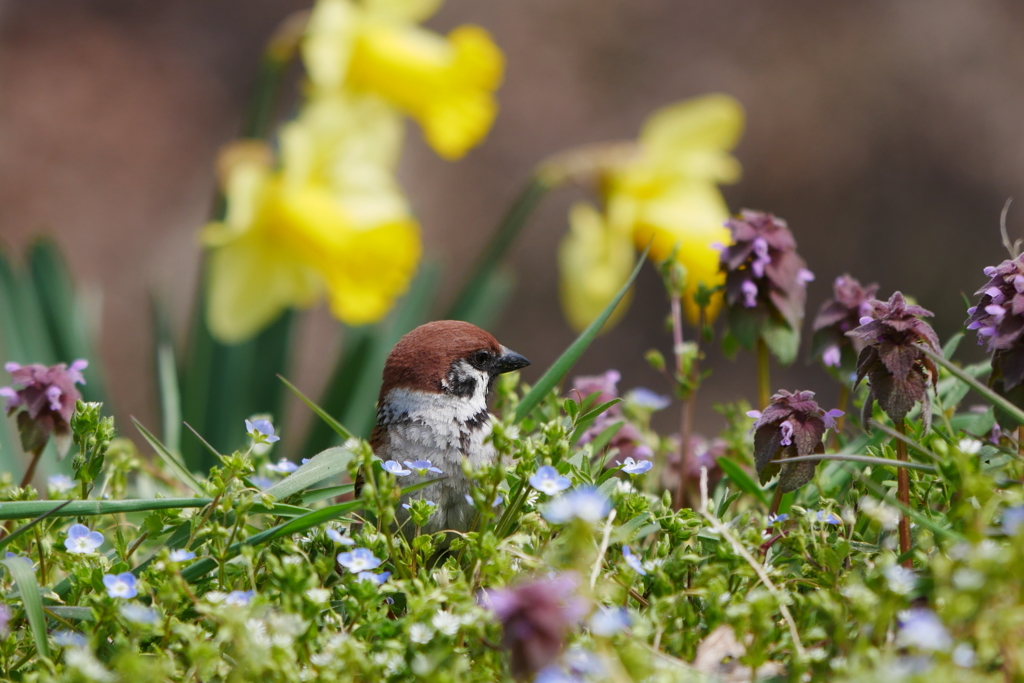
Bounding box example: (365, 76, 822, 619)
(966, 255, 1024, 405)
(811, 273, 879, 371)
(720, 211, 813, 364)
(848, 291, 940, 427)
(557, 94, 745, 331)
(203, 0, 505, 342)
(571, 370, 662, 464)
(1, 360, 88, 456)
(747, 390, 842, 493)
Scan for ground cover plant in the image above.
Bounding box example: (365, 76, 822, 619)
(0, 2, 1023, 682)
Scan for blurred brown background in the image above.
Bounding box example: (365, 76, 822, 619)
(0, 0, 1019, 444)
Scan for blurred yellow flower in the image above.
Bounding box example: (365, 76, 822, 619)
(303, 0, 504, 160)
(203, 95, 421, 343)
(558, 94, 744, 331)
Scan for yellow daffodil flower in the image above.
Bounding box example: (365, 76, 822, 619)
(203, 95, 421, 343)
(558, 93, 744, 331)
(303, 0, 504, 160)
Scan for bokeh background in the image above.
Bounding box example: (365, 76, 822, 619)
(0, 0, 1019, 445)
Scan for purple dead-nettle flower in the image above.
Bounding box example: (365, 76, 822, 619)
(543, 487, 611, 525)
(245, 418, 279, 445)
(572, 369, 620, 406)
(357, 570, 391, 585)
(897, 608, 953, 652)
(482, 573, 588, 680)
(750, 390, 842, 493)
(662, 435, 727, 497)
(848, 292, 940, 430)
(530, 466, 572, 495)
(966, 255, 1024, 413)
(2, 359, 87, 457)
(811, 274, 880, 371)
(618, 457, 652, 475)
(103, 572, 138, 599)
(622, 545, 646, 575)
(266, 458, 298, 474)
(572, 371, 651, 463)
(168, 549, 196, 562)
(720, 211, 812, 363)
(224, 590, 254, 607)
(64, 524, 104, 555)
(382, 460, 411, 476)
(337, 548, 382, 573)
(325, 528, 356, 545)
(404, 459, 443, 476)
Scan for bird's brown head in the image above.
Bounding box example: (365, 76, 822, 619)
(379, 320, 530, 401)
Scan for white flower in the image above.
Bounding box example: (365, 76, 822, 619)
(431, 611, 460, 636)
(48, 474, 75, 493)
(860, 497, 900, 530)
(884, 565, 917, 595)
(306, 588, 332, 603)
(409, 623, 434, 644)
(957, 438, 982, 455)
(65, 647, 116, 682)
(952, 643, 976, 668)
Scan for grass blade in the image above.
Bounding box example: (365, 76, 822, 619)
(133, 418, 204, 495)
(262, 445, 354, 501)
(152, 296, 182, 454)
(515, 244, 650, 423)
(0, 497, 306, 521)
(278, 374, 352, 441)
(2, 556, 49, 658)
(300, 484, 354, 505)
(774, 453, 937, 473)
(921, 346, 1024, 427)
(718, 457, 768, 505)
(0, 499, 73, 552)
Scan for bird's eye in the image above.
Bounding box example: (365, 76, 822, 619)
(471, 351, 491, 368)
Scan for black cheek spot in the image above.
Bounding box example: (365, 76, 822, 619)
(447, 374, 477, 398)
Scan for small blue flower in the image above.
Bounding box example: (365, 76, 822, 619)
(52, 630, 87, 647)
(250, 476, 275, 491)
(1002, 505, 1024, 536)
(48, 474, 75, 493)
(465, 493, 504, 508)
(245, 418, 279, 444)
(103, 572, 138, 599)
(618, 457, 653, 475)
(4, 552, 32, 567)
(119, 603, 158, 624)
(589, 606, 631, 636)
(625, 388, 671, 411)
(897, 608, 952, 652)
(542, 487, 611, 524)
(225, 590, 254, 607)
(767, 513, 789, 526)
(64, 524, 104, 555)
(816, 510, 841, 525)
(529, 466, 572, 495)
(337, 548, 382, 574)
(402, 500, 436, 510)
(622, 545, 646, 575)
(534, 666, 580, 683)
(168, 549, 196, 563)
(404, 460, 443, 476)
(326, 528, 356, 546)
(266, 458, 299, 474)
(382, 460, 412, 476)
(357, 570, 391, 585)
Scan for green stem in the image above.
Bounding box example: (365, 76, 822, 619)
(756, 338, 771, 409)
(894, 420, 913, 568)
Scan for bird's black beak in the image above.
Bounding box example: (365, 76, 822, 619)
(493, 347, 530, 375)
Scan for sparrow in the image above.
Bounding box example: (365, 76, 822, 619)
(369, 320, 530, 538)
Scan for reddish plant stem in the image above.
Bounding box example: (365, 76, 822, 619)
(19, 446, 44, 489)
(895, 419, 913, 568)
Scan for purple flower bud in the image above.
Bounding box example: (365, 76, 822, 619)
(986, 287, 1005, 304)
(741, 280, 758, 308)
(1015, 275, 1024, 293)
(3, 359, 89, 457)
(859, 316, 873, 326)
(797, 268, 815, 283)
(967, 306, 977, 315)
(984, 266, 998, 276)
(985, 304, 1007, 322)
(822, 344, 841, 368)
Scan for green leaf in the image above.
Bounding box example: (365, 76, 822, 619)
(718, 457, 768, 505)
(45, 606, 94, 622)
(278, 374, 352, 442)
(921, 346, 1024, 427)
(2, 555, 49, 659)
(133, 418, 204, 495)
(760, 315, 800, 366)
(446, 177, 553, 321)
(942, 331, 964, 359)
(300, 484, 355, 506)
(515, 245, 650, 423)
(611, 512, 652, 543)
(152, 296, 183, 454)
(726, 307, 759, 351)
(262, 445, 354, 501)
